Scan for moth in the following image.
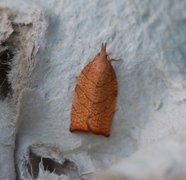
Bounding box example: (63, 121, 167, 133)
(69, 43, 117, 137)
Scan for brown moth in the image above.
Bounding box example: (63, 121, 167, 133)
(69, 43, 117, 137)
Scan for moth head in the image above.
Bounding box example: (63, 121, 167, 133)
(96, 43, 108, 60)
(93, 43, 109, 72)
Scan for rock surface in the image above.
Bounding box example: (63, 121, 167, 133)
(0, 0, 186, 179)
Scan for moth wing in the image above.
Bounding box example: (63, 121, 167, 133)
(70, 61, 94, 133)
(88, 65, 117, 137)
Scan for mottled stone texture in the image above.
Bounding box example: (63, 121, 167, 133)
(0, 0, 186, 179)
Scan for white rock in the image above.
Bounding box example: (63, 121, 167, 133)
(0, 0, 186, 179)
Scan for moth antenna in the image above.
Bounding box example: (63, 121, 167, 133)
(109, 58, 122, 62)
(101, 43, 107, 53)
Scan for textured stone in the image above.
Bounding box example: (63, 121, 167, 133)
(0, 0, 186, 179)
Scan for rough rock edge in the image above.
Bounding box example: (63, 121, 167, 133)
(0, 5, 45, 180)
